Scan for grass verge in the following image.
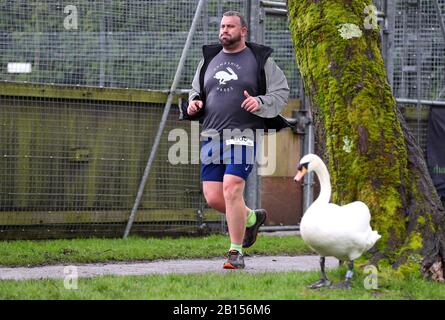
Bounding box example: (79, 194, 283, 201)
(1, 267, 445, 300)
(0, 234, 312, 267)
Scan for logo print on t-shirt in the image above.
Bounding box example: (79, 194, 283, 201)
(211, 62, 242, 93)
(214, 67, 238, 85)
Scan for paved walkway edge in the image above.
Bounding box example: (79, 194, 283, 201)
(0, 255, 338, 280)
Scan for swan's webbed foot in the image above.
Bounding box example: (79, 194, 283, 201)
(307, 278, 332, 289)
(329, 260, 354, 290)
(308, 256, 331, 289)
(329, 280, 351, 290)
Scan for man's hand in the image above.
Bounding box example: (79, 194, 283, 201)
(241, 90, 260, 112)
(187, 100, 203, 116)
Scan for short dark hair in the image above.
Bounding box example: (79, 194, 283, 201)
(223, 11, 248, 28)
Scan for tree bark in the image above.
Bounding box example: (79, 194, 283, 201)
(287, 0, 445, 280)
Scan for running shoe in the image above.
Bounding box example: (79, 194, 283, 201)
(242, 209, 267, 248)
(223, 250, 245, 269)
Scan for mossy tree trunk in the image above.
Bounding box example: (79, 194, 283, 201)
(287, 0, 445, 280)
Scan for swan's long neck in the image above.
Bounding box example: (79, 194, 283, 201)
(313, 161, 331, 205)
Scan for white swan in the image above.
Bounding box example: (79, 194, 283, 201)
(294, 154, 381, 289)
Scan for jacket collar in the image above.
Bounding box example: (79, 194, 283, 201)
(202, 42, 273, 62)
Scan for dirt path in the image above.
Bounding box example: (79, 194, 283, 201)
(0, 255, 338, 280)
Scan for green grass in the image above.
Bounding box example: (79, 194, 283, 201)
(1, 235, 445, 300)
(0, 234, 312, 267)
(1, 267, 445, 300)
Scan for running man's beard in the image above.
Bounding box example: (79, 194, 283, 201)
(219, 34, 242, 48)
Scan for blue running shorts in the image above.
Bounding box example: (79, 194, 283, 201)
(201, 138, 256, 182)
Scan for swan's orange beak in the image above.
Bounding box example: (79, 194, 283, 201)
(294, 167, 307, 182)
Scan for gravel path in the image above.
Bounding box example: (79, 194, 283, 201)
(0, 255, 338, 280)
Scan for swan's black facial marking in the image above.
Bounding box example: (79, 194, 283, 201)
(297, 162, 309, 171)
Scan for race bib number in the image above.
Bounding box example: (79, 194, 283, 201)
(225, 136, 254, 147)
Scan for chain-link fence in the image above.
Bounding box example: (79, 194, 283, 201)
(393, 0, 445, 101)
(262, 7, 301, 99)
(1, 0, 444, 239)
(0, 0, 248, 91)
(0, 0, 251, 239)
(0, 90, 223, 239)
(392, 0, 445, 153)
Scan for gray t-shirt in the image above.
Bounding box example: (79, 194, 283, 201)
(202, 47, 264, 136)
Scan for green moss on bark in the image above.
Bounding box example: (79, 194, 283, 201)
(288, 0, 443, 275)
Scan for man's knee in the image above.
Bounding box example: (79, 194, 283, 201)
(204, 191, 224, 209)
(223, 177, 245, 202)
(203, 184, 225, 211)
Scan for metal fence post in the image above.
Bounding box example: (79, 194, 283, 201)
(434, 0, 445, 42)
(245, 0, 263, 210)
(123, 0, 206, 238)
(383, 0, 395, 91)
(301, 91, 314, 213)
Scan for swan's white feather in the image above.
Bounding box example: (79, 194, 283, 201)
(298, 154, 381, 261)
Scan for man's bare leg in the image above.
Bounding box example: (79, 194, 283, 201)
(223, 174, 248, 246)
